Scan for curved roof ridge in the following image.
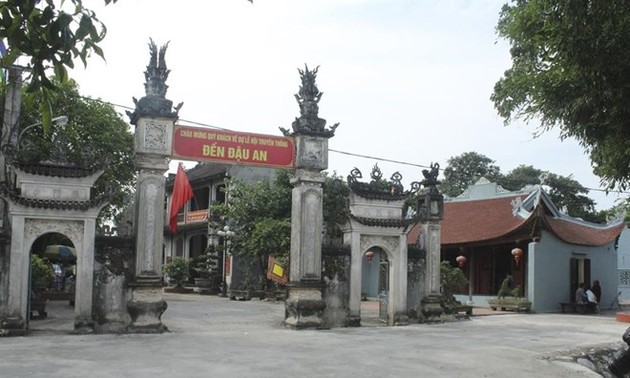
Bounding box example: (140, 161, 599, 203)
(542, 215, 626, 246)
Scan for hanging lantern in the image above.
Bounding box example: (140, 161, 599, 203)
(511, 248, 523, 267)
(365, 250, 375, 263)
(456, 255, 467, 268)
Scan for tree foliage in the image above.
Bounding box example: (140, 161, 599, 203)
(12, 78, 134, 224)
(0, 0, 116, 129)
(441, 152, 604, 222)
(440, 261, 468, 310)
(440, 151, 501, 197)
(213, 170, 293, 269)
(492, 0, 630, 190)
(213, 170, 350, 282)
(322, 173, 350, 241)
(499, 164, 600, 222)
(0, 0, 115, 89)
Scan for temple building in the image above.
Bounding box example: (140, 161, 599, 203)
(408, 178, 626, 313)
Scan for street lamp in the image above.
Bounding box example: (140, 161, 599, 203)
(217, 225, 235, 297)
(17, 115, 68, 143)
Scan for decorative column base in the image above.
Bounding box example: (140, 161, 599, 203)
(392, 313, 409, 326)
(0, 316, 26, 336)
(127, 277, 168, 333)
(73, 318, 95, 334)
(420, 294, 444, 323)
(345, 315, 361, 327)
(284, 282, 326, 330)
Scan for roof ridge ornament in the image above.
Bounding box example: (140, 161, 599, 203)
(421, 162, 440, 187)
(280, 64, 338, 138)
(347, 164, 420, 200)
(511, 196, 523, 216)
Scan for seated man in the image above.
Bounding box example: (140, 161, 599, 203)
(575, 283, 588, 304)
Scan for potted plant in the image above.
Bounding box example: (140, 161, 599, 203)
(162, 257, 189, 288)
(31, 254, 54, 290)
(487, 275, 532, 312)
(30, 255, 54, 319)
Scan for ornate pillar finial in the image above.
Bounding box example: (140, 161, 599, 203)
(280, 64, 338, 138)
(127, 38, 183, 125)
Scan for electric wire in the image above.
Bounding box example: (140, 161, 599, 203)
(91, 97, 630, 197)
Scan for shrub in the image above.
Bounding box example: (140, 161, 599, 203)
(31, 255, 54, 289)
(440, 260, 468, 309)
(162, 257, 189, 287)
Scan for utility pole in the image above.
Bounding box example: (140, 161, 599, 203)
(0, 67, 22, 229)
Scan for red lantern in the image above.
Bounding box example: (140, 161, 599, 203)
(456, 255, 467, 268)
(511, 248, 523, 267)
(365, 251, 375, 263)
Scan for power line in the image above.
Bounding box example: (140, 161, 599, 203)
(84, 97, 234, 131)
(330, 149, 630, 196)
(89, 97, 630, 197)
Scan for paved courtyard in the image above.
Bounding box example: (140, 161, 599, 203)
(1, 293, 628, 377)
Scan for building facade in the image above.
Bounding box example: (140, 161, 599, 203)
(164, 162, 276, 290)
(408, 178, 625, 313)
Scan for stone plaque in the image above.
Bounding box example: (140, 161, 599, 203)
(295, 136, 328, 171)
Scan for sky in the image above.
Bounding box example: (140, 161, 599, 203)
(68, 0, 627, 211)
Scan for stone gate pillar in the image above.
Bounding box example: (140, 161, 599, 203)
(282, 65, 338, 329)
(418, 164, 445, 322)
(126, 40, 182, 333)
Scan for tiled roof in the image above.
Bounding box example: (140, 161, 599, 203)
(542, 215, 626, 246)
(350, 214, 414, 228)
(0, 182, 112, 211)
(407, 192, 626, 247)
(11, 161, 105, 178)
(407, 195, 530, 246)
(166, 163, 228, 190)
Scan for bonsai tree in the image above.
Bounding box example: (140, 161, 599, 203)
(192, 245, 220, 279)
(497, 274, 520, 298)
(440, 261, 468, 313)
(488, 274, 531, 312)
(162, 257, 189, 287)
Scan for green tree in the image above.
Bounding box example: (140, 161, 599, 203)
(440, 152, 502, 197)
(544, 173, 599, 222)
(214, 170, 350, 288)
(440, 261, 468, 311)
(499, 165, 601, 222)
(322, 173, 350, 242)
(213, 170, 293, 289)
(0, 0, 116, 132)
(492, 1, 630, 190)
(0, 0, 115, 89)
(498, 164, 544, 191)
(11, 78, 134, 224)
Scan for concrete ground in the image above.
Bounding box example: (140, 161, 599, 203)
(1, 293, 628, 378)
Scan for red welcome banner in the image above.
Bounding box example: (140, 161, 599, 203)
(172, 125, 295, 168)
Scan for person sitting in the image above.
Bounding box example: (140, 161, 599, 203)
(592, 280, 602, 305)
(575, 283, 588, 304)
(585, 284, 599, 312)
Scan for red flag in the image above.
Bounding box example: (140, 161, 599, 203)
(168, 164, 194, 233)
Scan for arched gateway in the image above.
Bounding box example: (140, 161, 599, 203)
(0, 157, 109, 335)
(342, 166, 419, 326)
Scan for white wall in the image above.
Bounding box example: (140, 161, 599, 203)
(530, 230, 618, 312)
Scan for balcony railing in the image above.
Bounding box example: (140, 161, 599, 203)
(173, 209, 209, 227)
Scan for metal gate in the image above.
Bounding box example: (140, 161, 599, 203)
(378, 254, 389, 323)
